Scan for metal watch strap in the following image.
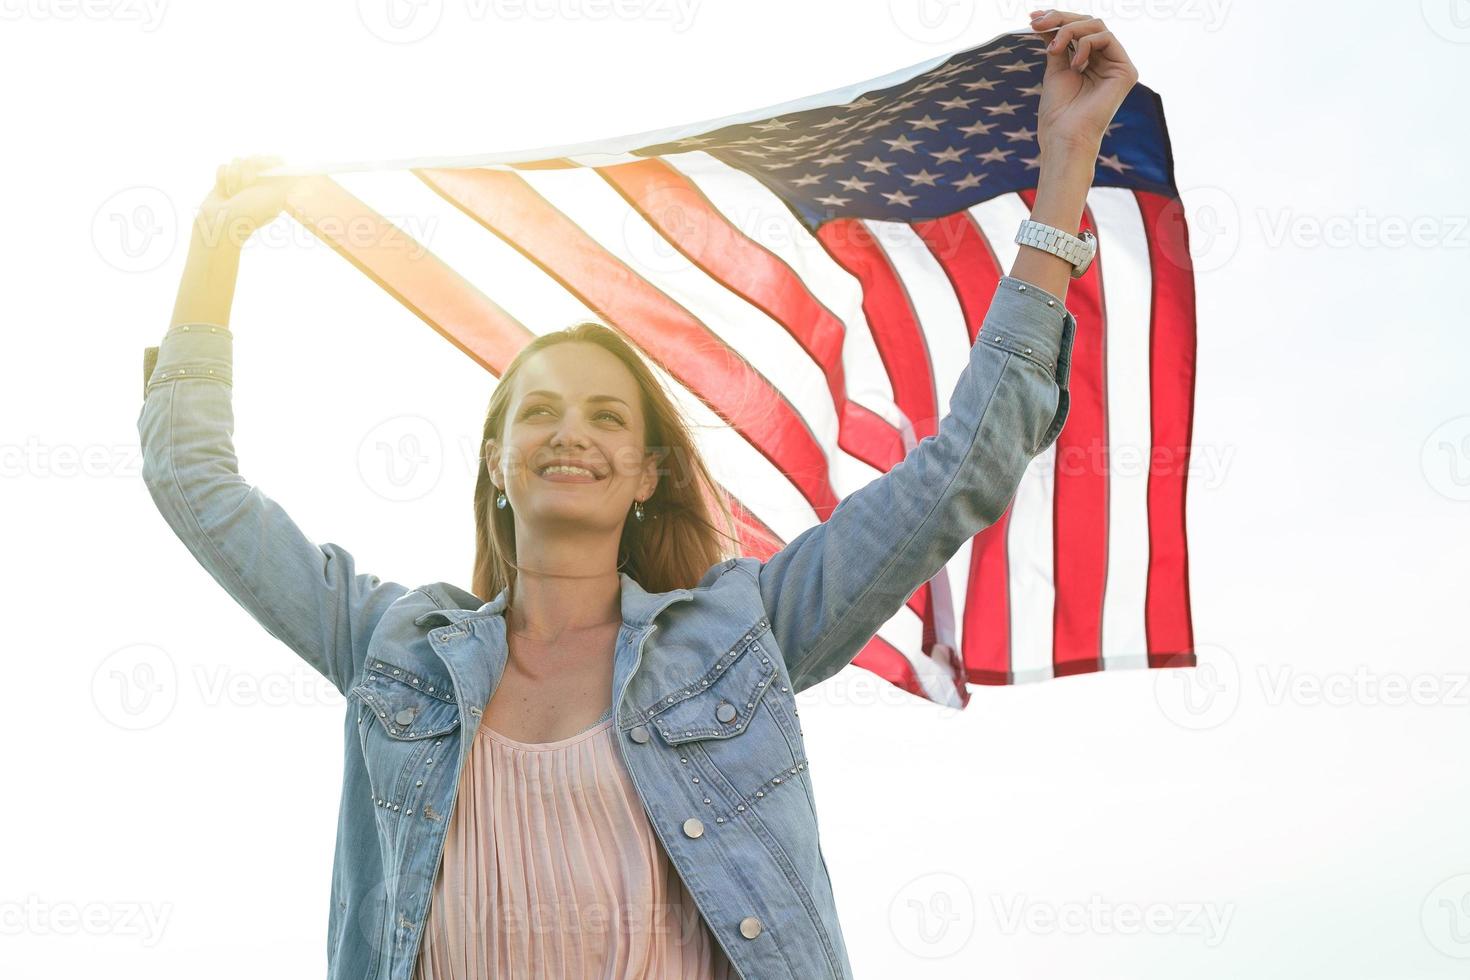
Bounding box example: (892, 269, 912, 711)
(1014, 218, 1095, 278)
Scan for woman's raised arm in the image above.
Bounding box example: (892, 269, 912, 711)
(138, 157, 409, 696)
(747, 11, 1139, 692)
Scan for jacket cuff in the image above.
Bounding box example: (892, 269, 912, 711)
(978, 276, 1076, 388)
(143, 322, 233, 396)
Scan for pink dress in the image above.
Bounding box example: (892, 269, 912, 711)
(412, 711, 736, 980)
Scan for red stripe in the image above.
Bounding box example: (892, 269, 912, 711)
(288, 175, 533, 372)
(910, 211, 1014, 684)
(1015, 189, 1109, 679)
(415, 166, 841, 517)
(1136, 190, 1198, 669)
(815, 217, 956, 698)
(598, 159, 906, 475)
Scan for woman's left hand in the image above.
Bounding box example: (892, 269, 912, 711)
(1027, 9, 1141, 154)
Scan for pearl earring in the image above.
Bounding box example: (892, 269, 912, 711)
(496, 491, 508, 510)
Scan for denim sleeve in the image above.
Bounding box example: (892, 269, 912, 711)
(745, 276, 1077, 693)
(136, 323, 409, 696)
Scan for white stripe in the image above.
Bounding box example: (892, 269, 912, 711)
(665, 152, 899, 437)
(1086, 187, 1153, 671)
(258, 29, 1038, 178)
(868, 218, 978, 662)
(969, 193, 1057, 682)
(332, 170, 809, 544)
(517, 166, 841, 449)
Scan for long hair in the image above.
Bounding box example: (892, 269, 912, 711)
(471, 322, 743, 604)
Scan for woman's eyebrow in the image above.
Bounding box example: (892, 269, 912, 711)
(520, 389, 630, 407)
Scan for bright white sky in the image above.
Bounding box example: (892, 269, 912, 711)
(4, 1, 1469, 977)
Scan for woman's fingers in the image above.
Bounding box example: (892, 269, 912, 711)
(1070, 30, 1136, 75)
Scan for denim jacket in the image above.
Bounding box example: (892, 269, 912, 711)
(137, 275, 1074, 979)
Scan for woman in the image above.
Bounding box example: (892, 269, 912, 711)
(138, 11, 1137, 978)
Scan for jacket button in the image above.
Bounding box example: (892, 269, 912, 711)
(394, 709, 416, 725)
(682, 818, 704, 839)
(739, 915, 762, 939)
(629, 725, 651, 744)
(715, 701, 737, 723)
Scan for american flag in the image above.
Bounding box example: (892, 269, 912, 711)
(270, 28, 1197, 708)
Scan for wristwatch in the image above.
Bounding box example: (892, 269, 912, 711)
(1014, 218, 1097, 279)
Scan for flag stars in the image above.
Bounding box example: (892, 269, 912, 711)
(1003, 126, 1038, 142)
(1020, 154, 1043, 170)
(791, 173, 824, 187)
(928, 145, 967, 164)
(905, 114, 946, 131)
(815, 194, 851, 207)
(882, 134, 923, 153)
(813, 152, 849, 166)
(813, 117, 846, 129)
(935, 95, 978, 111)
(1016, 83, 1043, 98)
(997, 59, 1041, 74)
(983, 100, 1025, 116)
(975, 146, 1016, 164)
(857, 156, 896, 174)
(960, 77, 1002, 91)
(882, 189, 917, 207)
(952, 172, 987, 190)
(752, 118, 794, 132)
(957, 119, 998, 138)
(836, 175, 875, 193)
(903, 168, 942, 187)
(1097, 152, 1134, 174)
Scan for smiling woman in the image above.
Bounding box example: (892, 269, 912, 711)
(137, 7, 1134, 970)
(472, 320, 745, 609)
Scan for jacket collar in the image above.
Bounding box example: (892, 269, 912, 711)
(412, 572, 692, 632)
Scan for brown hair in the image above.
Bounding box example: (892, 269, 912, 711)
(472, 322, 743, 603)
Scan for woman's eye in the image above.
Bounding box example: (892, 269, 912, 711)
(597, 411, 624, 424)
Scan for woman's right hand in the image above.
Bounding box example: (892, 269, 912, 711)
(194, 154, 297, 248)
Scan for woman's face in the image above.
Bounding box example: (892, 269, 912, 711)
(487, 342, 658, 538)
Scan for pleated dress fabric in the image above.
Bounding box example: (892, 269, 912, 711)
(412, 705, 735, 980)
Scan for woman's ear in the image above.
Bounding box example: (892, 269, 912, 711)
(485, 438, 503, 491)
(638, 448, 661, 503)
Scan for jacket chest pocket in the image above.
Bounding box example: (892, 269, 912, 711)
(349, 663, 461, 815)
(647, 633, 804, 807)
